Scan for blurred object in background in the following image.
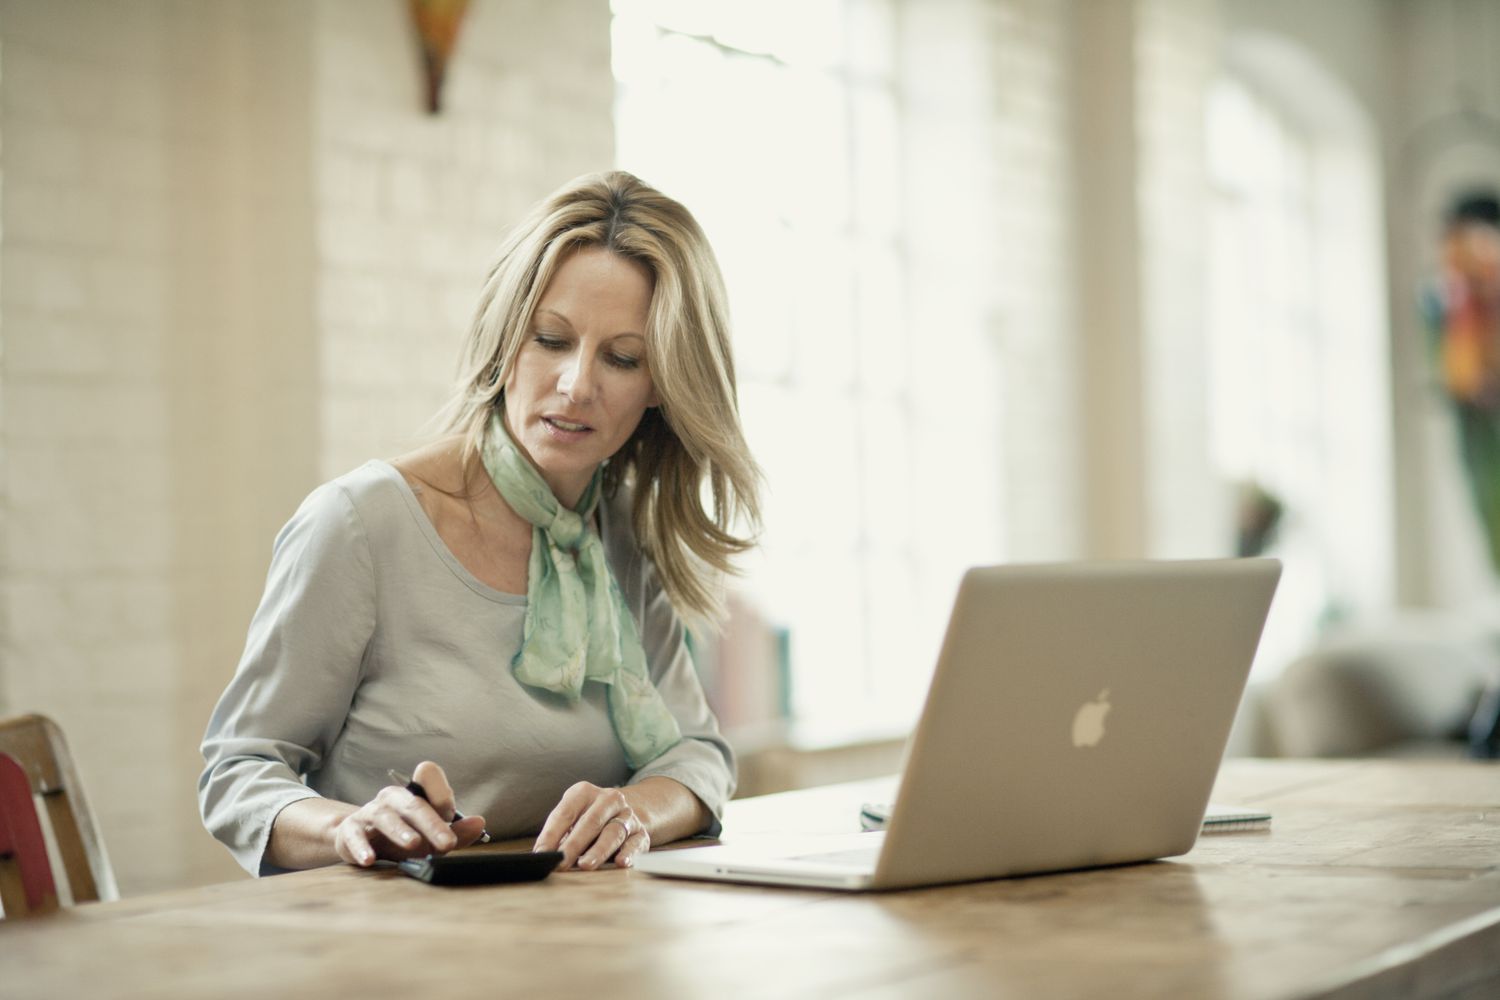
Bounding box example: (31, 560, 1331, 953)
(408, 0, 471, 114)
(693, 592, 791, 751)
(1470, 671, 1500, 759)
(1423, 189, 1500, 572)
(1265, 608, 1499, 760)
(1235, 480, 1284, 558)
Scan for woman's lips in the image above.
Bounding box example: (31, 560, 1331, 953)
(542, 416, 593, 439)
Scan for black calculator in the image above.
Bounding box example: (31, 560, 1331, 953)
(396, 851, 564, 885)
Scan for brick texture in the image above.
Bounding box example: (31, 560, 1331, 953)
(0, 0, 613, 895)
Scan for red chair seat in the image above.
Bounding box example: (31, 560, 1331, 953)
(0, 751, 59, 917)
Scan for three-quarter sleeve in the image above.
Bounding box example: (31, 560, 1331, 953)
(626, 558, 738, 837)
(198, 482, 377, 875)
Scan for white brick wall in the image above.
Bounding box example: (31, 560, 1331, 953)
(991, 0, 1083, 562)
(906, 0, 1085, 566)
(896, 0, 1011, 715)
(1135, 0, 1231, 557)
(0, 0, 614, 894)
(1, 0, 188, 893)
(313, 0, 614, 479)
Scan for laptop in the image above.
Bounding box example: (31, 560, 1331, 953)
(636, 558, 1281, 891)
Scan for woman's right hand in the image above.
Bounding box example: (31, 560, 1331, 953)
(333, 760, 488, 867)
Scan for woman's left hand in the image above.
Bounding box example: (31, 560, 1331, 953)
(534, 781, 651, 870)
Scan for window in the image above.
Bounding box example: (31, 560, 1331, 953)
(1205, 64, 1393, 679)
(612, 0, 1005, 740)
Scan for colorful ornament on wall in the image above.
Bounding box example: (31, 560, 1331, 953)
(1422, 190, 1500, 572)
(409, 0, 470, 114)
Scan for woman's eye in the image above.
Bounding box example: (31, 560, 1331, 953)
(533, 334, 568, 351)
(608, 353, 642, 370)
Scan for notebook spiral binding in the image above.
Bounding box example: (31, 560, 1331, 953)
(859, 802, 1273, 834)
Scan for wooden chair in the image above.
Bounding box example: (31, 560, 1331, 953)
(0, 714, 117, 913)
(1, 750, 60, 916)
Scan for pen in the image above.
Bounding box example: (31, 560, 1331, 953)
(387, 768, 492, 844)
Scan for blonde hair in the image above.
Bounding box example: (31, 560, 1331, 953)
(430, 170, 762, 623)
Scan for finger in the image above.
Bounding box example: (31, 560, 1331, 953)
(450, 815, 487, 850)
(337, 818, 378, 867)
(369, 803, 430, 857)
(576, 815, 632, 871)
(410, 760, 457, 821)
(374, 785, 456, 853)
(394, 791, 459, 852)
(534, 782, 597, 854)
(614, 829, 651, 869)
(559, 790, 629, 869)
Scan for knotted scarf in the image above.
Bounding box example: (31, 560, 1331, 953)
(480, 408, 682, 768)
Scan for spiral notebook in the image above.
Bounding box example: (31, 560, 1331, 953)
(859, 801, 1271, 833)
(636, 558, 1282, 891)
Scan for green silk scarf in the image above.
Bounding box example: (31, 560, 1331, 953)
(480, 408, 682, 768)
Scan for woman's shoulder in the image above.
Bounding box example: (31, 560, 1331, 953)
(387, 436, 470, 494)
(281, 459, 415, 545)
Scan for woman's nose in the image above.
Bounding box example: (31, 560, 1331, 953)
(557, 352, 596, 402)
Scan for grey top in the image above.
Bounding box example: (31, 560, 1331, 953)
(199, 460, 735, 876)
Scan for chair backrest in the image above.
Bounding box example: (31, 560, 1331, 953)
(0, 751, 60, 917)
(0, 714, 117, 907)
(1266, 619, 1497, 757)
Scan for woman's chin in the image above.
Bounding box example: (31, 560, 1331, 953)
(528, 453, 601, 503)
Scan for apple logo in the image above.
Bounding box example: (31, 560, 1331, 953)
(1072, 689, 1111, 748)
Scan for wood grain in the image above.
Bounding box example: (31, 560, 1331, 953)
(1, 759, 1496, 999)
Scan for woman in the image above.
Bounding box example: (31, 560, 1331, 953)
(199, 171, 761, 875)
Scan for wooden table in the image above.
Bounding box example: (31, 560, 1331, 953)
(2, 759, 1497, 999)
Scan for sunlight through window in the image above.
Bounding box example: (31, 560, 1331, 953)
(612, 0, 967, 742)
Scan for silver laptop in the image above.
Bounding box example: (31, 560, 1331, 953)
(636, 558, 1281, 891)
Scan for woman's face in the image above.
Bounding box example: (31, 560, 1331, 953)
(502, 245, 659, 508)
